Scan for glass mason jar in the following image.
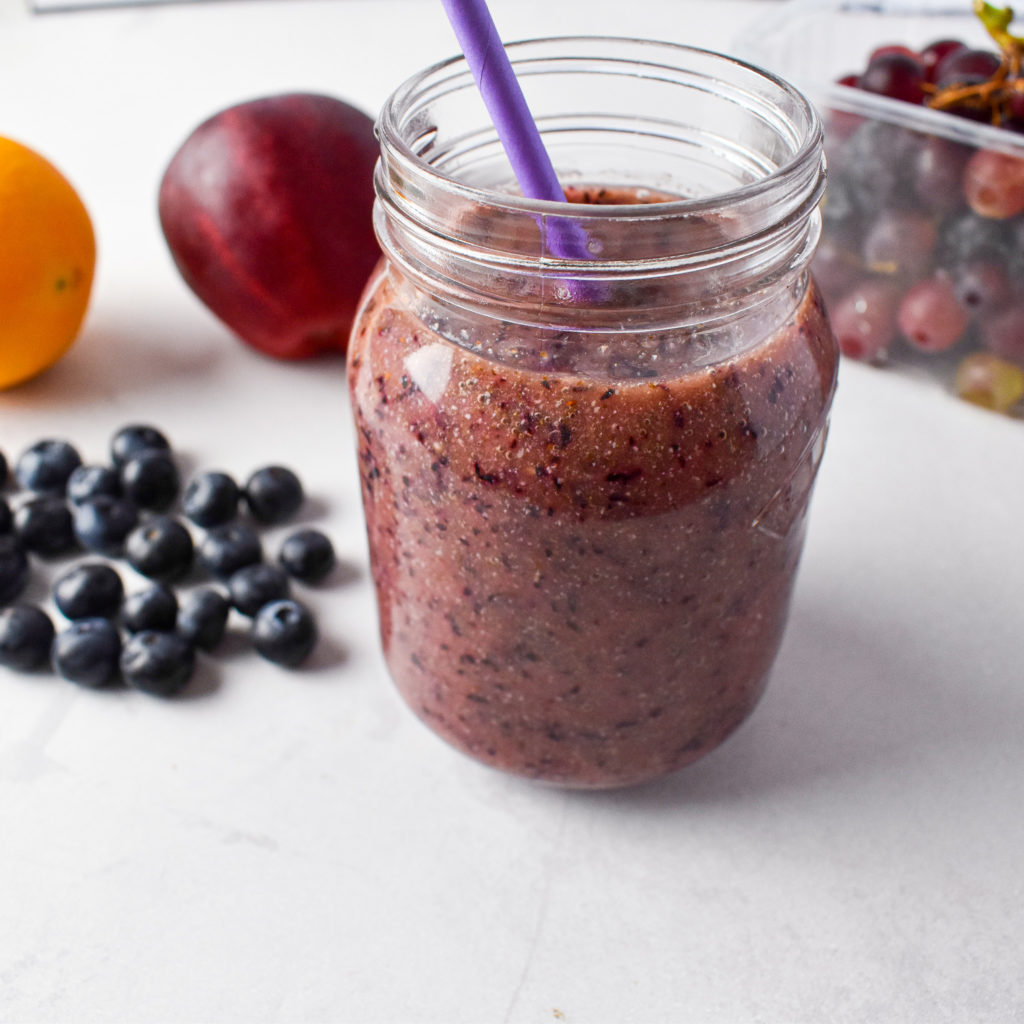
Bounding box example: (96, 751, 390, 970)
(348, 37, 838, 788)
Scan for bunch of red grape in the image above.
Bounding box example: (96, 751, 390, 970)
(819, 31, 1024, 413)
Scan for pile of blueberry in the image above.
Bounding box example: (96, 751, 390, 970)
(0, 425, 336, 697)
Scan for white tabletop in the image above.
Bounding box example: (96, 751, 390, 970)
(1, 1, 1022, 1021)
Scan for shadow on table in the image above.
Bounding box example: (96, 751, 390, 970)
(580, 580, 1023, 810)
(0, 316, 224, 410)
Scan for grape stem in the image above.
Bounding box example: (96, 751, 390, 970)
(975, 0, 1024, 58)
(926, 1, 1024, 122)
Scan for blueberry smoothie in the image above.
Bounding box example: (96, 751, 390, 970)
(355, 39, 835, 786)
(349, 209, 836, 785)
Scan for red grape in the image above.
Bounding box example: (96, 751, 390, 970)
(868, 44, 922, 66)
(859, 53, 926, 104)
(862, 210, 937, 280)
(913, 136, 971, 213)
(831, 279, 901, 361)
(980, 302, 1024, 363)
(840, 121, 916, 209)
(952, 260, 1013, 317)
(820, 177, 860, 243)
(920, 39, 967, 83)
(937, 211, 1012, 267)
(1002, 94, 1024, 132)
(963, 149, 1024, 219)
(898, 276, 969, 352)
(935, 47, 1001, 88)
(825, 103, 864, 143)
(812, 236, 861, 303)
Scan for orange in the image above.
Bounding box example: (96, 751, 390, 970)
(0, 136, 96, 389)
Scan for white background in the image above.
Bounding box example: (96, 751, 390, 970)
(1, 1, 1022, 1021)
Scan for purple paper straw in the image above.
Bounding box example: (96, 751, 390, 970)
(440, 0, 593, 264)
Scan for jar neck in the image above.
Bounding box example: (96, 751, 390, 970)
(374, 37, 825, 333)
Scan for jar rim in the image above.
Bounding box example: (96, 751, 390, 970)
(373, 35, 825, 331)
(377, 34, 823, 223)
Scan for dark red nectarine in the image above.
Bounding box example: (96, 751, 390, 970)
(158, 93, 380, 360)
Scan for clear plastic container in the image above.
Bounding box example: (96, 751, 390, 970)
(736, 0, 1024, 415)
(348, 38, 838, 788)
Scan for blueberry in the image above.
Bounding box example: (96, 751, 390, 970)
(252, 599, 317, 667)
(0, 535, 29, 605)
(177, 587, 230, 651)
(15, 439, 82, 495)
(125, 516, 194, 583)
(182, 470, 240, 527)
(278, 528, 335, 584)
(227, 562, 290, 617)
(0, 496, 11, 535)
(244, 466, 304, 524)
(53, 562, 124, 620)
(121, 584, 178, 633)
(0, 604, 55, 671)
(197, 522, 262, 580)
(66, 464, 122, 505)
(14, 497, 77, 557)
(73, 496, 138, 555)
(120, 630, 195, 697)
(119, 451, 180, 512)
(110, 424, 171, 467)
(52, 618, 121, 688)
